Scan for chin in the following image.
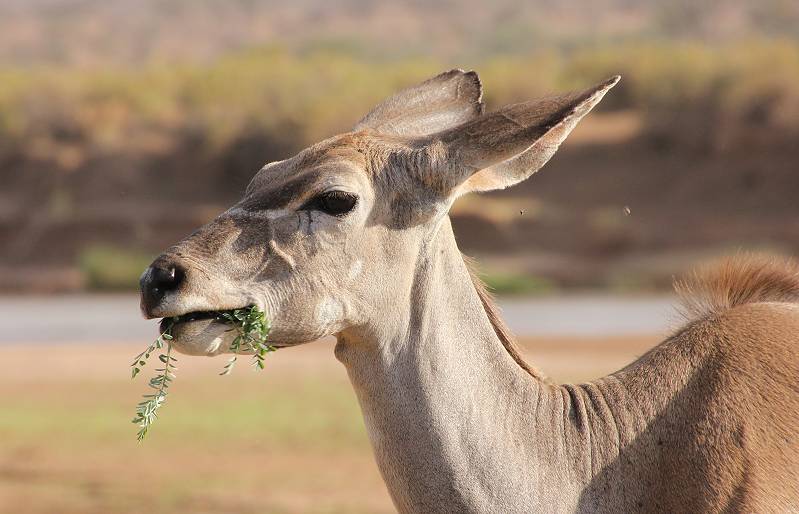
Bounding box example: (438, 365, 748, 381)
(166, 318, 239, 356)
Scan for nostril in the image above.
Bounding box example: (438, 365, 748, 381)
(141, 260, 185, 312)
(151, 265, 182, 293)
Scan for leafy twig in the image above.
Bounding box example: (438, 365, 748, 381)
(217, 306, 273, 374)
(220, 333, 242, 375)
(131, 306, 272, 440)
(131, 336, 177, 441)
(130, 321, 173, 379)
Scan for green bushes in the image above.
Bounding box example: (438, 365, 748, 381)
(481, 272, 555, 296)
(2, 40, 798, 162)
(78, 245, 154, 290)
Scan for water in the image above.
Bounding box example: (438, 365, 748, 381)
(0, 294, 678, 344)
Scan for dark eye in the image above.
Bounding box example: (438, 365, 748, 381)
(305, 191, 358, 217)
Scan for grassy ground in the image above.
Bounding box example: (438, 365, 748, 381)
(0, 335, 658, 513)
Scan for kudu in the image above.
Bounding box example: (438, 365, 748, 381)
(140, 70, 799, 512)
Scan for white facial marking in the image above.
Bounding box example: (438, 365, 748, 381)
(348, 260, 363, 280)
(207, 334, 225, 354)
(315, 297, 343, 327)
(227, 207, 292, 220)
(265, 208, 292, 220)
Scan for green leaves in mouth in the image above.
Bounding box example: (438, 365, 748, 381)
(130, 305, 274, 441)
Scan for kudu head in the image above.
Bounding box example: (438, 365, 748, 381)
(140, 70, 618, 355)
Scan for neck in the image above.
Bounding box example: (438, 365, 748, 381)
(335, 219, 588, 512)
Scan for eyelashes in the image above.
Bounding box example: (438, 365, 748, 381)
(301, 191, 358, 217)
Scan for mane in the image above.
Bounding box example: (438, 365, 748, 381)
(674, 253, 799, 322)
(464, 253, 799, 379)
(462, 254, 544, 379)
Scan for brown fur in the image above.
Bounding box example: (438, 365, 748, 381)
(675, 253, 799, 321)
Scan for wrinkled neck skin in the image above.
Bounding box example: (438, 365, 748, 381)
(335, 218, 613, 513)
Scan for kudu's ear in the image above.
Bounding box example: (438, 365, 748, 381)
(354, 69, 484, 136)
(428, 76, 620, 196)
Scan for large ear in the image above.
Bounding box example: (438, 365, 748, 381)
(354, 69, 484, 137)
(428, 75, 620, 195)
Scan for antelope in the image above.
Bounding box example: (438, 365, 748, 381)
(140, 70, 799, 512)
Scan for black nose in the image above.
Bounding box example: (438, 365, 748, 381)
(140, 259, 185, 316)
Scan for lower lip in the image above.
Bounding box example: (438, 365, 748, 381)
(157, 316, 284, 349)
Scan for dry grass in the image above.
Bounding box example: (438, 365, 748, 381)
(0, 335, 659, 513)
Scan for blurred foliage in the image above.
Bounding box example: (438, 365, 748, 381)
(481, 271, 555, 296)
(4, 40, 799, 292)
(1, 39, 798, 163)
(78, 245, 154, 290)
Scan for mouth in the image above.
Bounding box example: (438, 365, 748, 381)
(157, 305, 284, 355)
(159, 308, 239, 333)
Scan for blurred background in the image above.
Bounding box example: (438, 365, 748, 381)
(0, 0, 797, 512)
